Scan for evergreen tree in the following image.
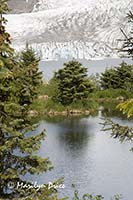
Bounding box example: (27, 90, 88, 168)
(0, 1, 60, 199)
(54, 60, 94, 105)
(116, 62, 133, 91)
(118, 12, 133, 117)
(18, 45, 42, 105)
(100, 62, 133, 91)
(102, 11, 133, 148)
(100, 68, 117, 89)
(0, 0, 14, 74)
(116, 11, 133, 117)
(119, 11, 133, 59)
(100, 11, 133, 121)
(89, 73, 100, 91)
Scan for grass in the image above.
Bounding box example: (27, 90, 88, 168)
(30, 84, 133, 116)
(30, 98, 99, 114)
(30, 99, 64, 113)
(88, 88, 133, 99)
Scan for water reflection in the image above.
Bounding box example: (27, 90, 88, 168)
(28, 106, 133, 200)
(100, 101, 124, 118)
(57, 117, 94, 151)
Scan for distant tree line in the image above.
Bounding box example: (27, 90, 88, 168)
(48, 60, 133, 106)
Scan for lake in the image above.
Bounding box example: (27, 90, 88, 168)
(27, 57, 133, 199)
(28, 106, 133, 200)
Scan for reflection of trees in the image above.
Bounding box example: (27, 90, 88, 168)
(29, 115, 69, 126)
(102, 108, 123, 118)
(30, 111, 99, 125)
(101, 101, 127, 118)
(31, 115, 82, 125)
(90, 110, 98, 117)
(57, 117, 94, 151)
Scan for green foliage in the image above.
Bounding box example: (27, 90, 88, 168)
(0, 0, 9, 14)
(67, 100, 99, 111)
(102, 11, 133, 153)
(31, 97, 99, 114)
(39, 78, 60, 98)
(31, 98, 65, 113)
(31, 80, 99, 114)
(89, 73, 101, 90)
(117, 99, 133, 118)
(0, 0, 14, 77)
(72, 189, 122, 200)
(54, 60, 95, 105)
(100, 62, 133, 91)
(88, 88, 132, 99)
(118, 11, 133, 59)
(18, 45, 43, 105)
(0, 1, 59, 199)
(102, 118, 133, 145)
(116, 12, 133, 119)
(72, 190, 103, 200)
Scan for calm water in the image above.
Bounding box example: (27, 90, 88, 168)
(34, 58, 133, 199)
(28, 109, 133, 200)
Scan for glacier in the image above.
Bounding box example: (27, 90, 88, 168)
(6, 0, 133, 60)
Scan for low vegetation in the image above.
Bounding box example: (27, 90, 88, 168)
(30, 61, 133, 116)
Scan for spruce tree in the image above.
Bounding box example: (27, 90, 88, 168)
(100, 62, 133, 91)
(0, 1, 60, 199)
(100, 68, 117, 89)
(119, 11, 133, 59)
(55, 60, 94, 105)
(102, 11, 133, 147)
(116, 62, 133, 91)
(18, 45, 43, 105)
(117, 11, 133, 118)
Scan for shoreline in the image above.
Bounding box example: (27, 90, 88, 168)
(28, 108, 97, 117)
(28, 97, 123, 117)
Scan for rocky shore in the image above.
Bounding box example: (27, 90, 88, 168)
(28, 109, 95, 117)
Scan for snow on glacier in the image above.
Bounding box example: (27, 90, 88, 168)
(5, 0, 133, 60)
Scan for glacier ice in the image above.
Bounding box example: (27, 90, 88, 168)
(5, 0, 133, 60)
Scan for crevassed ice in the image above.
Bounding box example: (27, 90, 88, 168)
(6, 0, 133, 60)
(33, 0, 97, 11)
